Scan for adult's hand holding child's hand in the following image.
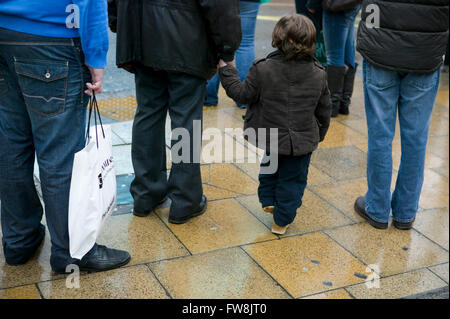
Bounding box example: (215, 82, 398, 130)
(218, 59, 236, 69)
(218, 59, 228, 68)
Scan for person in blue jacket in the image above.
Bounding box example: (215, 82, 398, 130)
(0, 0, 130, 274)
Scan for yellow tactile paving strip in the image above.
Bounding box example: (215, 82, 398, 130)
(98, 96, 236, 122)
(97, 96, 138, 122)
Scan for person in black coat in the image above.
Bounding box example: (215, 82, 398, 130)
(354, 0, 449, 230)
(219, 15, 331, 235)
(108, 0, 242, 224)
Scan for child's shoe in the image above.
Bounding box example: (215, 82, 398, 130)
(263, 206, 274, 214)
(271, 222, 289, 235)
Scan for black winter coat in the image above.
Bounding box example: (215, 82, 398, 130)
(357, 0, 449, 74)
(219, 50, 331, 156)
(108, 0, 242, 79)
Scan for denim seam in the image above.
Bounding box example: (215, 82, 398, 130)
(367, 213, 389, 223)
(14, 57, 68, 117)
(365, 199, 390, 223)
(392, 217, 415, 223)
(15, 71, 68, 82)
(0, 77, 7, 95)
(72, 40, 86, 106)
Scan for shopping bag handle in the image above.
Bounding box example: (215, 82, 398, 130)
(86, 93, 106, 148)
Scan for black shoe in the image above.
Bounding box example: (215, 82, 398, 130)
(354, 196, 388, 229)
(393, 218, 415, 230)
(331, 104, 340, 118)
(78, 245, 131, 273)
(169, 195, 207, 224)
(133, 196, 168, 217)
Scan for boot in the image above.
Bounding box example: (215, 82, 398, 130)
(326, 65, 347, 118)
(340, 63, 358, 115)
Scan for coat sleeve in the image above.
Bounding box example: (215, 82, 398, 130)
(219, 64, 260, 106)
(107, 0, 117, 33)
(306, 0, 322, 11)
(197, 0, 242, 62)
(72, 0, 109, 68)
(315, 73, 332, 142)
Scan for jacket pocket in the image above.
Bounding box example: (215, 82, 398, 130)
(0, 76, 7, 96)
(408, 71, 440, 90)
(314, 117, 322, 141)
(15, 59, 68, 117)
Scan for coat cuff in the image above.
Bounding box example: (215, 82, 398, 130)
(220, 52, 235, 63)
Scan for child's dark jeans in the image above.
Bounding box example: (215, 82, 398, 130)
(258, 152, 312, 227)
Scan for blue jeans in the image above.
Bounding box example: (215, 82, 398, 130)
(205, 1, 260, 107)
(322, 5, 360, 68)
(258, 153, 312, 227)
(363, 60, 441, 223)
(0, 28, 91, 271)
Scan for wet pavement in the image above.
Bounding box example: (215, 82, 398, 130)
(0, 0, 448, 299)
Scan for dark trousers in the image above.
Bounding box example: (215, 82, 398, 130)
(0, 28, 90, 271)
(295, 0, 323, 34)
(131, 67, 205, 219)
(258, 153, 312, 227)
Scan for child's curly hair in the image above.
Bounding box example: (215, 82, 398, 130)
(272, 14, 317, 60)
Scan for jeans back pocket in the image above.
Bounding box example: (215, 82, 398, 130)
(15, 59, 68, 116)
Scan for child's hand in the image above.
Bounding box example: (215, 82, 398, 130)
(218, 59, 236, 69)
(218, 59, 228, 68)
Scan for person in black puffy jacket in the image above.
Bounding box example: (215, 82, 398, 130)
(354, 0, 449, 231)
(108, 0, 242, 224)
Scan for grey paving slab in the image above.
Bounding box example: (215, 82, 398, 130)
(111, 120, 133, 144)
(112, 144, 134, 176)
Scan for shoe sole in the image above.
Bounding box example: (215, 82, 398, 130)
(354, 202, 388, 230)
(168, 199, 208, 224)
(133, 196, 168, 217)
(53, 255, 132, 275)
(271, 224, 289, 235)
(393, 220, 414, 230)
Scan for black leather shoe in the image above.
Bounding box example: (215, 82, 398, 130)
(393, 219, 415, 230)
(78, 245, 131, 273)
(354, 196, 388, 229)
(169, 195, 207, 224)
(133, 196, 168, 217)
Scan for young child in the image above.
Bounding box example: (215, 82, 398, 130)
(218, 14, 331, 235)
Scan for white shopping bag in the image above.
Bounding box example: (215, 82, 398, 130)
(68, 100, 117, 259)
